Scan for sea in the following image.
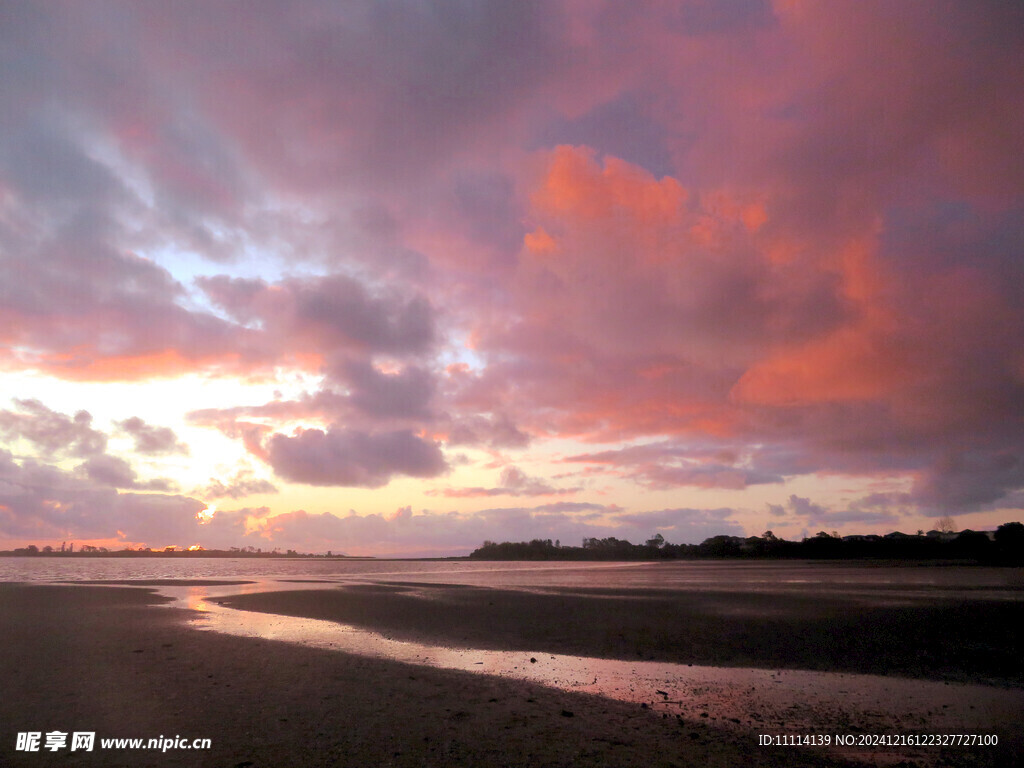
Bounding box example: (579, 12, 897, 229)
(1, 555, 1022, 600)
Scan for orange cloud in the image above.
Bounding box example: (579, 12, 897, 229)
(731, 325, 907, 406)
(532, 145, 688, 227)
(732, 229, 905, 406)
(30, 349, 241, 382)
(523, 226, 558, 255)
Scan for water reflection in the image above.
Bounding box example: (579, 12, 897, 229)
(185, 585, 211, 613)
(6, 557, 1024, 597)
(148, 579, 1024, 747)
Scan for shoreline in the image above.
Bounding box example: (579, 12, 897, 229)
(2, 582, 1021, 767)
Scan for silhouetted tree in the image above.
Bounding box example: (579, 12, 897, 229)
(994, 521, 1024, 561)
(645, 533, 665, 549)
(951, 530, 991, 559)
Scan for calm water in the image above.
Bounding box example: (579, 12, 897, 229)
(2, 556, 1022, 600)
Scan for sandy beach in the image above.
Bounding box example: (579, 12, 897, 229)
(1, 580, 1021, 767)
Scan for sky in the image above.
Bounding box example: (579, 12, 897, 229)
(1, 0, 1023, 557)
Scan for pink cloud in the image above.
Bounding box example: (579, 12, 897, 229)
(432, 466, 582, 498)
(0, 243, 262, 380)
(198, 470, 278, 501)
(236, 502, 742, 558)
(0, 448, 204, 545)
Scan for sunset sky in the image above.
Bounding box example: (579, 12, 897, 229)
(1, 1, 1023, 556)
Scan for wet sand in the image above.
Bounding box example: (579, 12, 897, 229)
(218, 581, 1024, 685)
(1, 582, 1020, 767)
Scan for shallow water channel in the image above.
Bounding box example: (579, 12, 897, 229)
(133, 577, 1023, 767)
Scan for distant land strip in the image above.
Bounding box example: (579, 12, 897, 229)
(468, 522, 1024, 563)
(3, 522, 1022, 563)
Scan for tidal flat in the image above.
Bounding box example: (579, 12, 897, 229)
(1, 560, 1021, 767)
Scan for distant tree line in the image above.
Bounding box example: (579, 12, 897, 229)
(469, 522, 1024, 564)
(0, 545, 357, 559)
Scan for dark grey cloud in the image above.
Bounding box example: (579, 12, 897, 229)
(117, 416, 189, 455)
(566, 440, 783, 490)
(75, 454, 176, 492)
(772, 493, 904, 530)
(1, 118, 127, 206)
(200, 471, 278, 500)
(199, 274, 436, 357)
(531, 90, 675, 179)
(911, 450, 1024, 515)
(265, 427, 447, 488)
(441, 412, 530, 449)
(333, 359, 435, 420)
(147, 0, 565, 192)
(0, 399, 107, 457)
